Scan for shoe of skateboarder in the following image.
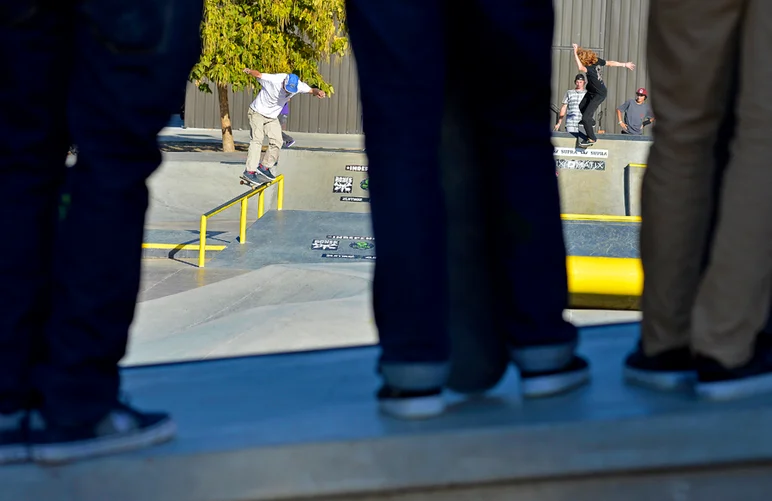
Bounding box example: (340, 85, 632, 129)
(242, 69, 325, 184)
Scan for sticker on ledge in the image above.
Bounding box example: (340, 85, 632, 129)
(322, 253, 376, 260)
(360, 178, 369, 191)
(333, 176, 354, 193)
(311, 239, 339, 250)
(553, 147, 609, 159)
(350, 241, 375, 250)
(554, 158, 606, 171)
(341, 196, 370, 203)
(346, 165, 369, 172)
(327, 235, 375, 241)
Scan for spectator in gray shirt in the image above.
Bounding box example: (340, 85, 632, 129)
(617, 88, 654, 134)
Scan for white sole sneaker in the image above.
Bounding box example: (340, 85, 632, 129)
(623, 367, 696, 392)
(378, 394, 446, 420)
(31, 417, 176, 465)
(0, 444, 29, 465)
(696, 372, 772, 401)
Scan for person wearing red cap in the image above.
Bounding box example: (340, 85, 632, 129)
(616, 88, 654, 135)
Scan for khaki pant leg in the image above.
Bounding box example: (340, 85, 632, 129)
(691, 0, 772, 367)
(640, 0, 745, 356)
(245, 109, 265, 171)
(261, 116, 283, 168)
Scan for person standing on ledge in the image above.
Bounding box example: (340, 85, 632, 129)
(241, 69, 325, 185)
(0, 0, 202, 465)
(347, 0, 591, 420)
(617, 88, 654, 135)
(623, 0, 772, 401)
(572, 43, 635, 148)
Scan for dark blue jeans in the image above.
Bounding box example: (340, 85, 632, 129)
(347, 0, 576, 388)
(0, 0, 201, 426)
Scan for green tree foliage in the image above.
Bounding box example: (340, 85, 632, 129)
(190, 0, 347, 151)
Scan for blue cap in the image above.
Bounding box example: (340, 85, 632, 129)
(284, 74, 299, 93)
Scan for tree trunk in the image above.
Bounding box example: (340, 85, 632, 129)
(217, 83, 235, 152)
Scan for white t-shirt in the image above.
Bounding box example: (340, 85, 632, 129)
(249, 73, 312, 118)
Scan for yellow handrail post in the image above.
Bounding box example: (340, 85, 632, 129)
(258, 191, 265, 219)
(198, 215, 208, 268)
(277, 176, 284, 211)
(239, 198, 248, 244)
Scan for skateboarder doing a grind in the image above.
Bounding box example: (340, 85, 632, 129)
(572, 43, 635, 147)
(241, 68, 325, 185)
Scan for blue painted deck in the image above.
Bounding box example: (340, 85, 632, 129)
(5, 321, 772, 500)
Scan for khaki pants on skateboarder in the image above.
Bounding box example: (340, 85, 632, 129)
(640, 0, 772, 369)
(246, 108, 282, 170)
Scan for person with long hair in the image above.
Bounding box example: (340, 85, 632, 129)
(572, 43, 635, 147)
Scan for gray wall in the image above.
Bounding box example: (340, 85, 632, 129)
(185, 0, 650, 134)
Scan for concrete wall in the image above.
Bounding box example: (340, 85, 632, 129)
(276, 149, 370, 213)
(626, 163, 647, 216)
(554, 134, 651, 215)
(271, 136, 651, 216)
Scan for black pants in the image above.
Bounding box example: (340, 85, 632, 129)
(346, 0, 577, 387)
(0, 0, 201, 425)
(579, 92, 606, 141)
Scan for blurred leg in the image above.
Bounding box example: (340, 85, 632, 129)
(347, 0, 449, 393)
(0, 1, 72, 416)
(34, 0, 203, 427)
(692, 0, 772, 368)
(640, 0, 743, 357)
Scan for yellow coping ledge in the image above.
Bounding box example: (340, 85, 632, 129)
(561, 214, 641, 223)
(142, 243, 227, 251)
(567, 256, 642, 296)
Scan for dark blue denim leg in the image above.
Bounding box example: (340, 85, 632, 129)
(346, 0, 450, 390)
(0, 2, 72, 414)
(456, 0, 578, 369)
(32, 0, 203, 426)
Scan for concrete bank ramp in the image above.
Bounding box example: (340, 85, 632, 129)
(126, 262, 376, 365)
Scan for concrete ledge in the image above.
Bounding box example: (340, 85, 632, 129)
(5, 323, 772, 501)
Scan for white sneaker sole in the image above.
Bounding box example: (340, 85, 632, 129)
(696, 372, 772, 401)
(0, 445, 29, 465)
(521, 368, 590, 398)
(379, 395, 446, 420)
(623, 367, 696, 392)
(31, 418, 177, 465)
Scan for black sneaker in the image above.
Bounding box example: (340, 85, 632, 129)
(241, 170, 263, 186)
(578, 140, 594, 147)
(695, 344, 772, 401)
(623, 344, 696, 391)
(0, 411, 28, 465)
(29, 402, 176, 465)
(377, 386, 445, 419)
(519, 356, 591, 398)
(257, 165, 276, 181)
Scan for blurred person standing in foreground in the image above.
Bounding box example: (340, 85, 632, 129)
(0, 0, 202, 464)
(624, 0, 772, 400)
(346, 0, 588, 419)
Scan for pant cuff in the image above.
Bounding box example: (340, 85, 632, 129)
(510, 341, 577, 372)
(379, 362, 450, 391)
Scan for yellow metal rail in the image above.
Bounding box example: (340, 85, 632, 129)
(197, 175, 284, 267)
(561, 214, 641, 223)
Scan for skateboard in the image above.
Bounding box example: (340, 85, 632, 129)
(239, 175, 270, 189)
